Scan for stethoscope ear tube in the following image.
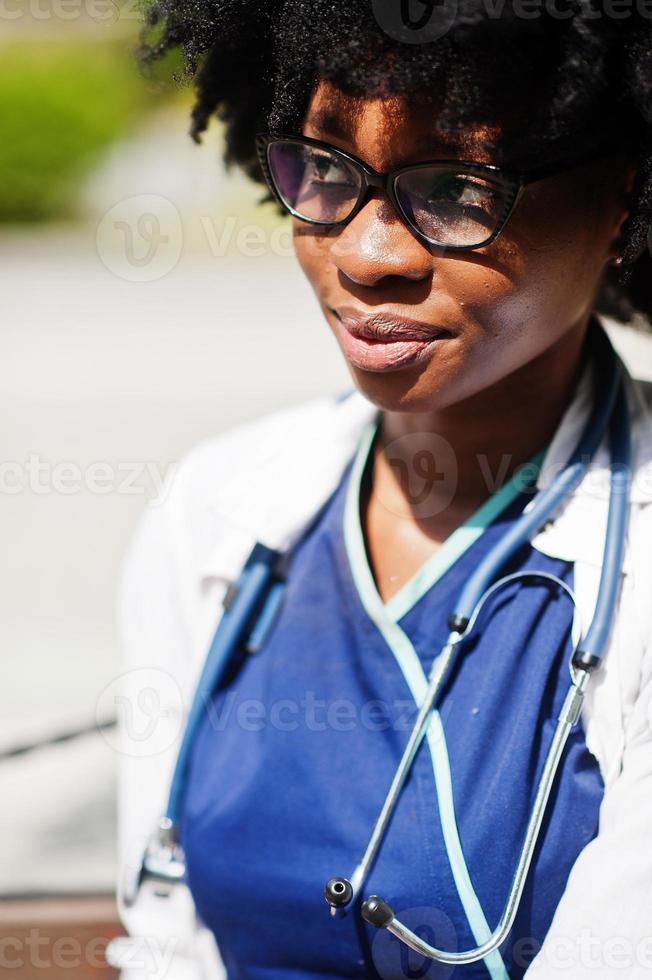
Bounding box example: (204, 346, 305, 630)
(573, 377, 631, 670)
(327, 325, 633, 966)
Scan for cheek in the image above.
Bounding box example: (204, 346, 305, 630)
(438, 179, 611, 362)
(292, 222, 333, 294)
(487, 176, 612, 328)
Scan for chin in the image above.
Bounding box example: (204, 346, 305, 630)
(346, 362, 457, 415)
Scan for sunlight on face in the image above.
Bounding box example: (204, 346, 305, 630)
(291, 79, 634, 413)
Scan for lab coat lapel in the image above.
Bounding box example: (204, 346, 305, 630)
(200, 389, 378, 582)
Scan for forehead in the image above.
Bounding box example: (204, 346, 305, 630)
(302, 79, 505, 168)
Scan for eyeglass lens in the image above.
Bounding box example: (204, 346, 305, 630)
(266, 139, 511, 247)
(268, 141, 362, 223)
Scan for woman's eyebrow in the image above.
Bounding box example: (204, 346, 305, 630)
(306, 108, 354, 142)
(306, 108, 470, 158)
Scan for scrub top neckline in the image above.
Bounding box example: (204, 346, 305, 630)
(345, 411, 548, 624)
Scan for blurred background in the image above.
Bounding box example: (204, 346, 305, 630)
(2, 6, 652, 977)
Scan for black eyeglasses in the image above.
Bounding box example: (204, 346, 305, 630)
(256, 131, 615, 251)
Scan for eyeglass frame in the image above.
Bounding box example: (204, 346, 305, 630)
(255, 130, 617, 252)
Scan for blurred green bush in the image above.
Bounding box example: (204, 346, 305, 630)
(0, 39, 179, 222)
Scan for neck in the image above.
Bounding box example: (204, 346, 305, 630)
(375, 320, 592, 513)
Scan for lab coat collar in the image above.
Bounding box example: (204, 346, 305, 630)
(535, 340, 652, 505)
(199, 323, 652, 583)
(527, 343, 652, 572)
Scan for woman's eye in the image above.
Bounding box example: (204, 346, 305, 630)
(428, 176, 495, 209)
(305, 152, 354, 186)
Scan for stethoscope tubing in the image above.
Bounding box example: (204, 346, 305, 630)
(345, 347, 632, 964)
(577, 378, 631, 667)
(340, 570, 583, 910)
(165, 542, 282, 827)
(360, 580, 589, 963)
(344, 634, 459, 904)
(373, 679, 587, 964)
(339, 325, 630, 919)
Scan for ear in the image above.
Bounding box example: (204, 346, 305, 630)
(605, 163, 641, 267)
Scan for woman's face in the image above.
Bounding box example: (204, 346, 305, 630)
(292, 79, 636, 413)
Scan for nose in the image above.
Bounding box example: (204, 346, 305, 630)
(330, 192, 434, 288)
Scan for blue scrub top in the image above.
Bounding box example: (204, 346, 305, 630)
(180, 415, 604, 980)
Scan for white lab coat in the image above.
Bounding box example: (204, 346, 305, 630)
(106, 322, 652, 980)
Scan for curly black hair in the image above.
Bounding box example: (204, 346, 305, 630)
(138, 0, 652, 328)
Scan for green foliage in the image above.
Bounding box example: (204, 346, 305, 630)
(0, 39, 180, 222)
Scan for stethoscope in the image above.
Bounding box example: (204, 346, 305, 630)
(123, 320, 631, 968)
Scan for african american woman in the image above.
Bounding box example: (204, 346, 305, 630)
(108, 3, 652, 979)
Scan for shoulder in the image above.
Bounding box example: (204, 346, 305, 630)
(165, 390, 356, 505)
(117, 388, 374, 607)
(154, 389, 371, 552)
(120, 393, 343, 571)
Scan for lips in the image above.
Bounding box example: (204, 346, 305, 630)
(330, 306, 451, 373)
